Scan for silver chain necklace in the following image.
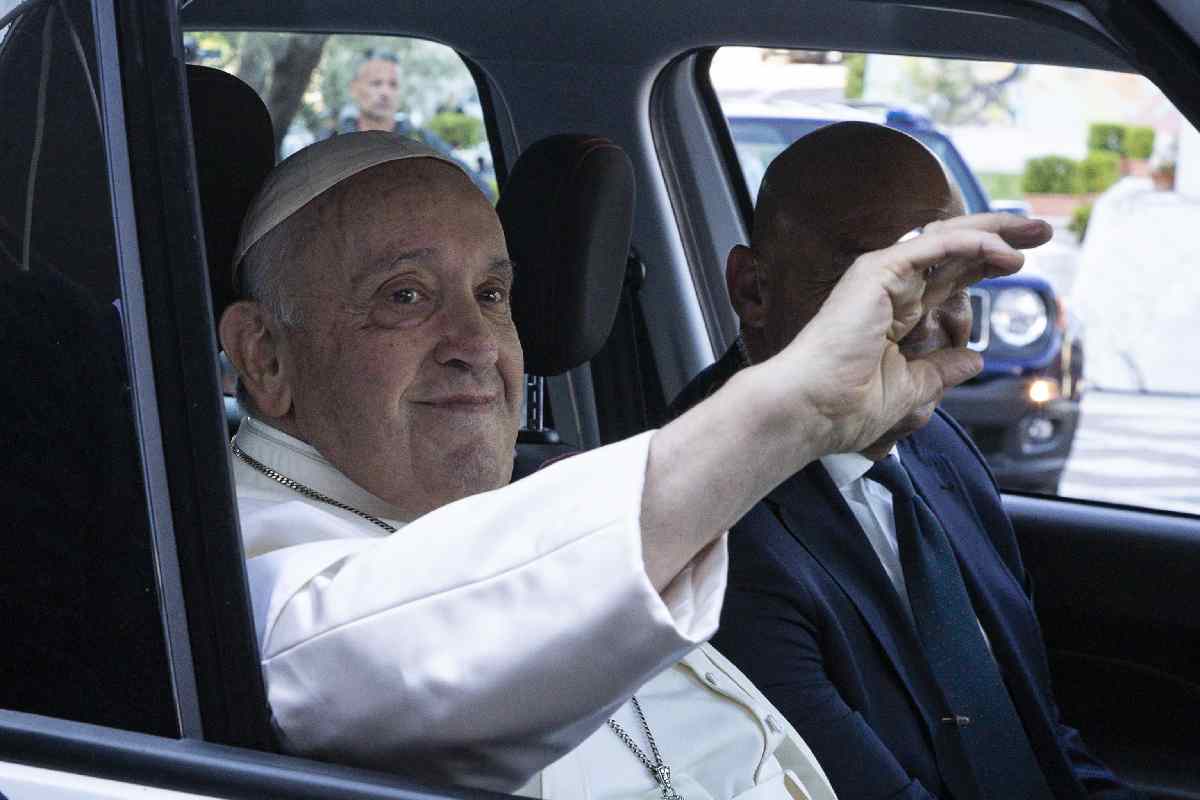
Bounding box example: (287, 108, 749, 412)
(231, 439, 398, 534)
(607, 696, 684, 800)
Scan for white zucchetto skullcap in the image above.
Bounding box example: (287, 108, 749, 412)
(232, 131, 469, 285)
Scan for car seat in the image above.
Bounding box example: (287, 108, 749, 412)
(497, 134, 636, 478)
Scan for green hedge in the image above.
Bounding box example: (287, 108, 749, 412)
(1086, 122, 1156, 159)
(1023, 156, 1080, 194)
(843, 53, 865, 100)
(979, 171, 1023, 200)
(1087, 123, 1125, 155)
(1079, 151, 1121, 193)
(427, 111, 485, 149)
(1125, 126, 1156, 160)
(1068, 202, 1093, 241)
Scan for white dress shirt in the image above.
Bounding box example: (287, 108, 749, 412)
(820, 450, 909, 604)
(820, 449, 991, 649)
(233, 416, 728, 793)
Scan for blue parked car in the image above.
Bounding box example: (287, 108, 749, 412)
(724, 103, 1083, 493)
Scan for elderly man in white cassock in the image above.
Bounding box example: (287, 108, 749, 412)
(218, 131, 1048, 799)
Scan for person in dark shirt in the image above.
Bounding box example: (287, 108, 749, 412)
(331, 50, 494, 198)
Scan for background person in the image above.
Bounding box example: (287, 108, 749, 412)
(332, 49, 495, 197)
(671, 121, 1141, 800)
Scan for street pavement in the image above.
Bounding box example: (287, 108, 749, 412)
(1015, 214, 1200, 517)
(1059, 390, 1200, 516)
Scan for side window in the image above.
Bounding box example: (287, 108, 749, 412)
(709, 47, 1200, 516)
(183, 32, 496, 194)
(0, 0, 176, 734)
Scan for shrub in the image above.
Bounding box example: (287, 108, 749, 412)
(1023, 156, 1080, 194)
(1125, 126, 1156, 160)
(1069, 202, 1093, 242)
(843, 53, 866, 100)
(1087, 122, 1125, 155)
(978, 171, 1023, 200)
(1079, 150, 1121, 193)
(427, 111, 485, 149)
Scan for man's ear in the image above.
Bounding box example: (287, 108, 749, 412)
(726, 244, 769, 329)
(218, 301, 293, 419)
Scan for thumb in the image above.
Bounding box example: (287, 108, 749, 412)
(908, 348, 983, 406)
(916, 350, 984, 398)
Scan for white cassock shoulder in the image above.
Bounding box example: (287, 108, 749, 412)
(237, 429, 728, 793)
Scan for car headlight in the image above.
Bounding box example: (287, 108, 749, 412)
(990, 287, 1048, 347)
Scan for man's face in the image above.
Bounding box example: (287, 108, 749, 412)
(760, 192, 970, 445)
(350, 59, 401, 125)
(280, 160, 523, 518)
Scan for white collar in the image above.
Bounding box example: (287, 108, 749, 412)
(235, 415, 411, 527)
(820, 446, 901, 490)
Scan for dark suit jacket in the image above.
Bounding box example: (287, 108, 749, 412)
(671, 344, 1139, 800)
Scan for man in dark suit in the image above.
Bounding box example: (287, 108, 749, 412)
(672, 122, 1141, 800)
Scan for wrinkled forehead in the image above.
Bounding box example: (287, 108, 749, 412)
(232, 132, 472, 282)
(316, 160, 505, 270)
(272, 160, 505, 303)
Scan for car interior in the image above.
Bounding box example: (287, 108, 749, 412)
(1, 0, 1198, 798)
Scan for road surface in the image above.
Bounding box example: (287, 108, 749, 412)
(1059, 390, 1200, 516)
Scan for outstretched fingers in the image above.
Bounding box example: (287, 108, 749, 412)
(850, 226, 1027, 343)
(923, 213, 1053, 250)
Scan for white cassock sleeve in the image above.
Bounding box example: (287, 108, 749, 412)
(242, 430, 727, 793)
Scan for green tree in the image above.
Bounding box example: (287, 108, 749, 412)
(186, 32, 476, 151)
(844, 53, 865, 100)
(428, 111, 484, 149)
(902, 59, 1026, 125)
(189, 31, 329, 152)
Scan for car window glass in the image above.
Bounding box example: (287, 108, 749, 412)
(0, 0, 176, 735)
(183, 32, 497, 194)
(710, 47, 1200, 516)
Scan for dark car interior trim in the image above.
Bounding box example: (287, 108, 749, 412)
(180, 0, 1130, 72)
(112, 0, 274, 750)
(649, 50, 746, 355)
(1005, 494, 1200, 798)
(91, 0, 197, 739)
(0, 711, 504, 800)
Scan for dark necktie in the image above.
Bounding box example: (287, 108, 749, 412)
(865, 455, 1054, 800)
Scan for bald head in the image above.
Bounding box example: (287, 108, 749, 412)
(752, 121, 963, 271)
(726, 121, 971, 455)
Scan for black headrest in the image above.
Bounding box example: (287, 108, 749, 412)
(498, 134, 635, 377)
(186, 65, 275, 325)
